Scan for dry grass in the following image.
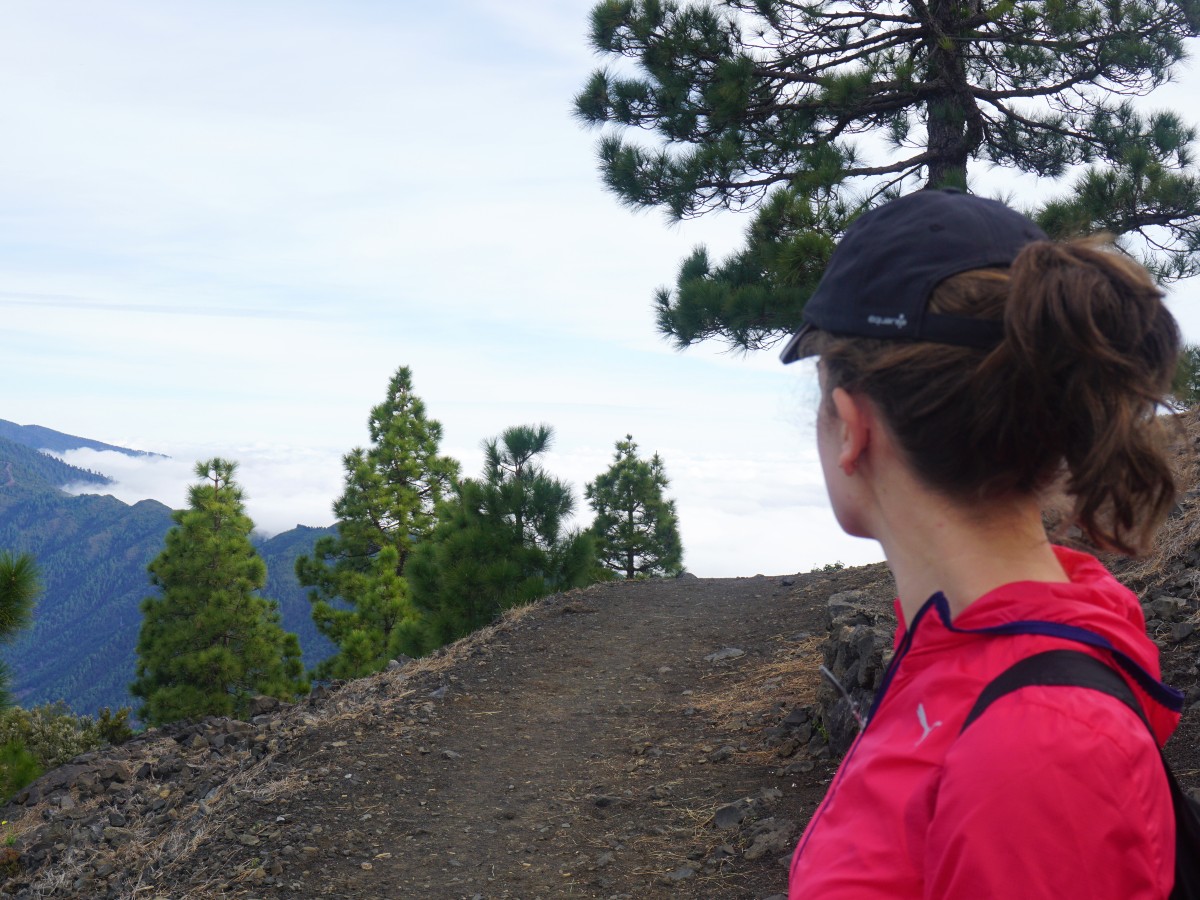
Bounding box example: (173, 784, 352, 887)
(497, 595, 558, 625)
(24, 853, 88, 897)
(14, 792, 122, 897)
(4, 798, 54, 848)
(244, 769, 311, 804)
(688, 635, 825, 737)
(614, 779, 782, 893)
(9, 730, 299, 898)
(105, 753, 295, 899)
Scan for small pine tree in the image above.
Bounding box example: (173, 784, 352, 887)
(1171, 344, 1200, 409)
(586, 436, 683, 579)
(295, 366, 459, 679)
(0, 740, 40, 801)
(131, 459, 307, 726)
(407, 425, 596, 652)
(0, 553, 38, 709)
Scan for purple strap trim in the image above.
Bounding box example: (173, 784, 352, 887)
(928, 592, 1185, 713)
(865, 592, 935, 722)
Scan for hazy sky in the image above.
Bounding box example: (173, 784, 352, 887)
(5, 2, 1200, 577)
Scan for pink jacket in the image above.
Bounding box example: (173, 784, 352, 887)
(789, 547, 1180, 899)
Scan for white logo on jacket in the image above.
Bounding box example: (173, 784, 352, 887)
(915, 703, 943, 746)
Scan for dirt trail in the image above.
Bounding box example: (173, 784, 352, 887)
(205, 573, 853, 900)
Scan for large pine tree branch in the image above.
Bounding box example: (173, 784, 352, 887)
(800, 33, 928, 75)
(971, 72, 1102, 101)
(842, 151, 938, 178)
(661, 142, 932, 197)
(804, 10, 920, 25)
(980, 97, 1098, 145)
(965, 17, 1179, 52)
(771, 24, 929, 69)
(1116, 210, 1200, 232)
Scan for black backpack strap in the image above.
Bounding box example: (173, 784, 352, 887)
(961, 649, 1146, 735)
(963, 649, 1200, 900)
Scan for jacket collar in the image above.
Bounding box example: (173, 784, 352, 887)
(891, 547, 1179, 740)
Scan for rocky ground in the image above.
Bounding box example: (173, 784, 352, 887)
(5, 495, 1200, 897)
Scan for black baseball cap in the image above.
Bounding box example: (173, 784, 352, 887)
(779, 189, 1048, 363)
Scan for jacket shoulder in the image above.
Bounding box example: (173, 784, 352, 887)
(924, 686, 1173, 898)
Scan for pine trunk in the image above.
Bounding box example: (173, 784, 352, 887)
(923, 0, 981, 188)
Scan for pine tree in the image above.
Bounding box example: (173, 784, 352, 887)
(1172, 344, 1200, 408)
(295, 366, 459, 679)
(576, 0, 1200, 351)
(0, 553, 38, 708)
(586, 436, 683, 579)
(406, 425, 596, 652)
(131, 459, 307, 726)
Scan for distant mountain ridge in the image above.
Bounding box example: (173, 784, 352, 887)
(0, 427, 336, 716)
(0, 436, 111, 489)
(0, 419, 166, 458)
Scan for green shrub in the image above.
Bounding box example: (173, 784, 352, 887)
(0, 741, 41, 801)
(94, 707, 134, 746)
(0, 703, 134, 772)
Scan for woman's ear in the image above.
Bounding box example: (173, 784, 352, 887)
(830, 387, 871, 476)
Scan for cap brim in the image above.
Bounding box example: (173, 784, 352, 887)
(779, 323, 818, 364)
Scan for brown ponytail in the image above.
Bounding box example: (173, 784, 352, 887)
(812, 236, 1180, 555)
(996, 238, 1179, 553)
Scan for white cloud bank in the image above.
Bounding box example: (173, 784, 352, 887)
(52, 423, 883, 579)
(58, 446, 343, 538)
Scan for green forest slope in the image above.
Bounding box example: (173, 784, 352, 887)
(0, 418, 162, 458)
(0, 434, 336, 716)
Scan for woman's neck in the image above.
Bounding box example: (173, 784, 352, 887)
(876, 490, 1069, 626)
(817, 385, 1070, 626)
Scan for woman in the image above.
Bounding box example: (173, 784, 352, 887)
(781, 189, 1182, 898)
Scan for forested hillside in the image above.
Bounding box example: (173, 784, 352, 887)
(0, 434, 336, 717)
(0, 436, 110, 490)
(256, 527, 339, 675)
(0, 419, 161, 458)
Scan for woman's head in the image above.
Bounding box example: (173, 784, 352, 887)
(785, 191, 1181, 555)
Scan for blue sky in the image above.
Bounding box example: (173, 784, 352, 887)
(4, 2, 1200, 576)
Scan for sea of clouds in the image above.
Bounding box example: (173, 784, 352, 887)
(51, 436, 882, 579)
